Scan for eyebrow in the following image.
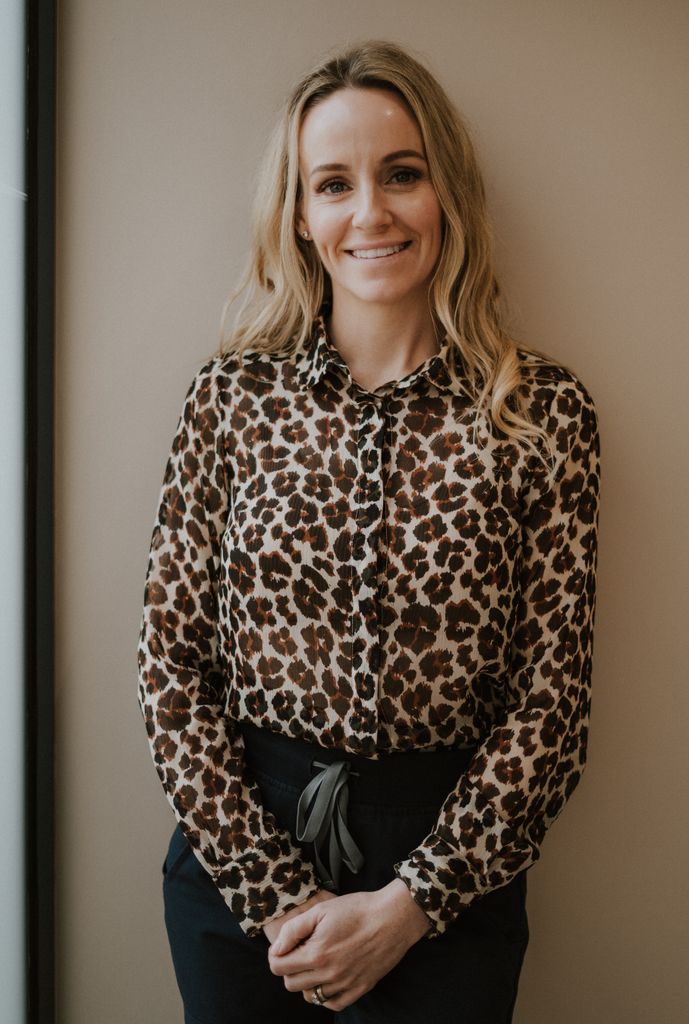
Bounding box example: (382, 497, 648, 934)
(309, 149, 427, 178)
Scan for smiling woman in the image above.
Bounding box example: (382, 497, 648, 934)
(297, 88, 443, 338)
(137, 39, 601, 1024)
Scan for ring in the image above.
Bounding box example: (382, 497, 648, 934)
(311, 984, 328, 1006)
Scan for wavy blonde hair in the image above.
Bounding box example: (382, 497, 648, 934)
(219, 40, 566, 468)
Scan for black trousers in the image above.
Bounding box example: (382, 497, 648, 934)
(162, 723, 529, 1024)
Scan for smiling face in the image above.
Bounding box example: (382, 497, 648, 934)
(297, 87, 443, 318)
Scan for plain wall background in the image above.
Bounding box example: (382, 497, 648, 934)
(55, 2, 689, 1022)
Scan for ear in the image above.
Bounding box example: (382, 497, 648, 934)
(296, 212, 308, 238)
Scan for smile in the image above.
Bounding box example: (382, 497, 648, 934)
(348, 241, 411, 259)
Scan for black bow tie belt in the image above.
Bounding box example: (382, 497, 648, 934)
(295, 759, 365, 890)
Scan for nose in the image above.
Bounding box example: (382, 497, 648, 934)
(351, 183, 393, 232)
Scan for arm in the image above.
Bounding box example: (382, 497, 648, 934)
(137, 359, 321, 938)
(393, 375, 602, 935)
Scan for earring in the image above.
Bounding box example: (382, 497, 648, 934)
(302, 229, 310, 239)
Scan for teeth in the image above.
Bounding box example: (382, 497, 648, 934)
(351, 243, 407, 259)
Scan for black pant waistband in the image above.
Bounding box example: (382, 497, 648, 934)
(240, 720, 477, 809)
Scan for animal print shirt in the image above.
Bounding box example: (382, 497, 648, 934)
(137, 317, 601, 939)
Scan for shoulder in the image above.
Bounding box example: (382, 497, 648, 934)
(179, 347, 290, 410)
(515, 347, 599, 429)
(191, 346, 298, 401)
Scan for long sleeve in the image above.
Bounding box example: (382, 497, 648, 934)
(394, 375, 601, 935)
(137, 360, 320, 937)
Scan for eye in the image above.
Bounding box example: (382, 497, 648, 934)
(317, 179, 349, 195)
(388, 168, 422, 185)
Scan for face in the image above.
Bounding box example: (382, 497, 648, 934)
(297, 87, 443, 315)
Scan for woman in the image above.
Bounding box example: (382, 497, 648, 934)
(138, 40, 601, 1024)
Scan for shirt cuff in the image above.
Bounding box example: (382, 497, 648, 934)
(394, 833, 476, 937)
(215, 832, 322, 939)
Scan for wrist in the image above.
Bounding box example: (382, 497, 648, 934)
(380, 878, 433, 945)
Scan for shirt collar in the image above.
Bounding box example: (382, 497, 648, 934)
(296, 315, 467, 398)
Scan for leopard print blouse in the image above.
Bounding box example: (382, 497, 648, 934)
(137, 317, 601, 939)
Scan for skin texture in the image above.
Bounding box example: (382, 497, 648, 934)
(262, 86, 441, 1012)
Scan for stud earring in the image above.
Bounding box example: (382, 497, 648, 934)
(302, 229, 310, 239)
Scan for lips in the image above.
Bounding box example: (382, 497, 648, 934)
(348, 241, 411, 259)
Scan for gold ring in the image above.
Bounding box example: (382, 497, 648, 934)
(312, 984, 328, 1005)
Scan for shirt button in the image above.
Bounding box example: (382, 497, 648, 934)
(360, 401, 379, 418)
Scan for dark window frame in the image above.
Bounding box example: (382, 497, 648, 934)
(26, 1, 56, 1022)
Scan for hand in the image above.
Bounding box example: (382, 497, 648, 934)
(267, 879, 431, 1011)
(263, 888, 336, 946)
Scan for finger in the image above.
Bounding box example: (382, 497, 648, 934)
(271, 943, 323, 979)
(303, 986, 360, 1012)
(269, 910, 317, 960)
(282, 970, 326, 994)
(285, 964, 347, 995)
(302, 985, 341, 1006)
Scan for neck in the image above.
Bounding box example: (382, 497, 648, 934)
(327, 295, 439, 390)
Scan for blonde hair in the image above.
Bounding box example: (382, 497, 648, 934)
(220, 40, 566, 468)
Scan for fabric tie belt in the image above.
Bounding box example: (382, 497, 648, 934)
(238, 719, 480, 894)
(295, 759, 365, 890)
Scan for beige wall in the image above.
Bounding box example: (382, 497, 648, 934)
(56, 2, 689, 1021)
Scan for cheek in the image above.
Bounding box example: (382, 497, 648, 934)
(387, 196, 441, 247)
(309, 212, 348, 261)
(420, 199, 443, 239)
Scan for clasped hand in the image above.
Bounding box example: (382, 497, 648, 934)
(265, 880, 430, 1012)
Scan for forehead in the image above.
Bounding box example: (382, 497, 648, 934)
(298, 87, 424, 166)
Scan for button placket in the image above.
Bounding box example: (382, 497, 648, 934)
(350, 394, 386, 714)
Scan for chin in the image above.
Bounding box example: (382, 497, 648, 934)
(353, 286, 425, 308)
